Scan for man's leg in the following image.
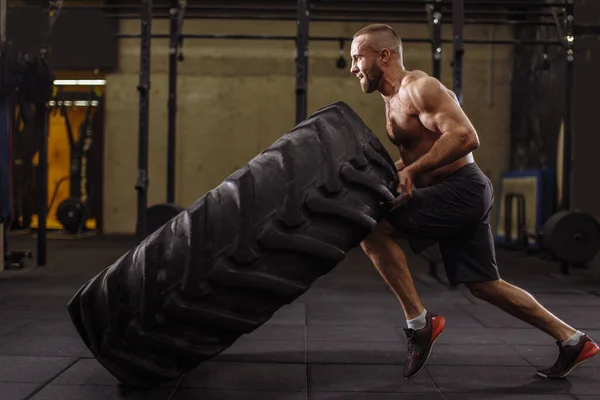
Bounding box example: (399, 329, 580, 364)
(440, 220, 600, 379)
(465, 279, 576, 341)
(464, 278, 599, 378)
(360, 220, 424, 320)
(361, 220, 446, 379)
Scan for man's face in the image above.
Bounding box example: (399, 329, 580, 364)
(350, 36, 383, 94)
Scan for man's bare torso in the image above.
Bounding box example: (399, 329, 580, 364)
(384, 70, 474, 188)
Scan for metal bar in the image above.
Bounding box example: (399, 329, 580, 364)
(167, 0, 185, 205)
(105, 13, 559, 26)
(427, 0, 443, 80)
(36, 0, 63, 267)
(452, 0, 464, 104)
(115, 33, 563, 46)
(312, 0, 568, 6)
(135, 0, 152, 241)
(560, 0, 574, 211)
(296, 0, 309, 125)
(36, 105, 48, 267)
(0, 0, 6, 43)
(6, 2, 568, 10)
(308, 6, 555, 17)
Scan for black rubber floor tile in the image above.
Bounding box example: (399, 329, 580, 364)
(298, 287, 398, 306)
(427, 344, 528, 366)
(0, 295, 72, 307)
(0, 356, 76, 383)
(562, 367, 600, 395)
(180, 361, 306, 392)
(308, 364, 437, 393)
(30, 385, 174, 400)
(306, 304, 405, 327)
(308, 325, 404, 343)
(0, 318, 33, 336)
(0, 305, 70, 321)
(426, 365, 570, 393)
(8, 320, 80, 337)
(458, 305, 532, 329)
(0, 383, 41, 400)
(433, 328, 505, 345)
(243, 324, 305, 342)
(494, 328, 559, 346)
(0, 335, 88, 357)
(309, 393, 442, 400)
(173, 389, 306, 400)
(31, 386, 307, 400)
(512, 345, 600, 368)
(443, 394, 576, 400)
(50, 359, 121, 386)
(307, 341, 404, 365)
(213, 340, 305, 363)
(264, 303, 306, 326)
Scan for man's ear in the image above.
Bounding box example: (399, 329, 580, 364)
(379, 48, 391, 63)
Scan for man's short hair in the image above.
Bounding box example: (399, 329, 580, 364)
(353, 24, 402, 54)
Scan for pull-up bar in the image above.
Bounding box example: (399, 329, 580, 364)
(115, 33, 563, 46)
(313, 0, 570, 7)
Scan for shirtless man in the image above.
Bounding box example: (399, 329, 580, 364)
(350, 24, 599, 380)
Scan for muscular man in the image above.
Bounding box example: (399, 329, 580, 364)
(350, 24, 599, 380)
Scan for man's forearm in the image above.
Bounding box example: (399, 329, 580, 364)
(407, 132, 476, 175)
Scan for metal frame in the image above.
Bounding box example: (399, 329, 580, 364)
(135, 0, 152, 242)
(7, 1, 587, 28)
(427, 0, 443, 80)
(167, 0, 186, 205)
(295, 0, 309, 125)
(114, 33, 564, 46)
(452, 0, 465, 105)
(560, 0, 574, 212)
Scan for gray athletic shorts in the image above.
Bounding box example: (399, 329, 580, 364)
(386, 162, 500, 286)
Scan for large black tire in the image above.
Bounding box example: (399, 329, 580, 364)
(66, 101, 399, 389)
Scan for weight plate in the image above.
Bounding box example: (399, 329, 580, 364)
(56, 197, 89, 234)
(542, 211, 600, 265)
(144, 203, 185, 237)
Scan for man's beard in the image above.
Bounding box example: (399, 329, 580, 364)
(361, 67, 382, 93)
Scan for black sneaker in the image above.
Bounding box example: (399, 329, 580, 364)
(403, 311, 446, 379)
(536, 334, 599, 379)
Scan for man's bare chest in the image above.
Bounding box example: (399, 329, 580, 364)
(384, 102, 423, 146)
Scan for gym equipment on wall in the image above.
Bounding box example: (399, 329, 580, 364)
(0, 39, 56, 268)
(51, 89, 99, 234)
(540, 2, 600, 275)
(67, 102, 398, 390)
(144, 0, 187, 238)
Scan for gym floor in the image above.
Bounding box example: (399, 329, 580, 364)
(1, 235, 599, 400)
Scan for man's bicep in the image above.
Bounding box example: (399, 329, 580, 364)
(428, 100, 471, 135)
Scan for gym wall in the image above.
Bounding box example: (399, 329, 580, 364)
(102, 19, 514, 234)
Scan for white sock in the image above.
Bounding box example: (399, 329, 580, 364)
(562, 331, 585, 347)
(407, 309, 427, 330)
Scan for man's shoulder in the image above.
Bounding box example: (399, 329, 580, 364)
(403, 71, 442, 91)
(400, 73, 444, 107)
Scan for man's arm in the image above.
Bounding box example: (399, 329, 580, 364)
(404, 77, 479, 176)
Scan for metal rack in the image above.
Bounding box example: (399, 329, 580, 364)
(4, 0, 592, 258)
